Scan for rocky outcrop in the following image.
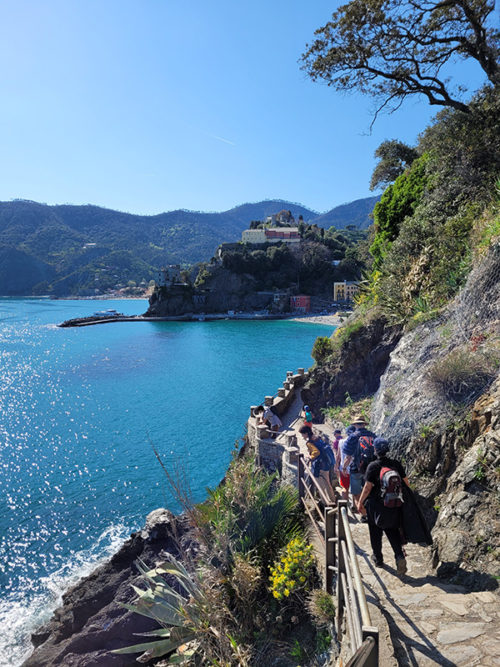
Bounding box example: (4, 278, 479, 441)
(23, 509, 191, 666)
(145, 267, 285, 317)
(302, 314, 403, 414)
(429, 381, 500, 584)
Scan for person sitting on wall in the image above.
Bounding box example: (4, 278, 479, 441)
(298, 425, 336, 503)
(254, 404, 282, 439)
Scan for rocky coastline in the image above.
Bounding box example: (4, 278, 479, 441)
(22, 510, 191, 666)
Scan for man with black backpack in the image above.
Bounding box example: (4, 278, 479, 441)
(341, 415, 376, 520)
(356, 437, 409, 576)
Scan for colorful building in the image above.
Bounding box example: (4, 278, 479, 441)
(333, 281, 359, 303)
(241, 227, 301, 244)
(290, 295, 311, 313)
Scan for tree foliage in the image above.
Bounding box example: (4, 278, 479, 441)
(370, 154, 429, 266)
(361, 87, 500, 321)
(301, 0, 499, 119)
(215, 225, 369, 295)
(370, 139, 419, 190)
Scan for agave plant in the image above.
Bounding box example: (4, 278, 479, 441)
(112, 556, 204, 664)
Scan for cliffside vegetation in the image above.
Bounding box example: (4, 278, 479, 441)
(114, 451, 336, 665)
(302, 0, 499, 583)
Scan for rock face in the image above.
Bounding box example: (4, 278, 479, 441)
(146, 267, 285, 316)
(368, 245, 500, 581)
(23, 509, 190, 666)
(428, 383, 500, 582)
(307, 244, 500, 582)
(301, 314, 403, 413)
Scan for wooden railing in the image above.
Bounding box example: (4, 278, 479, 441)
(298, 454, 379, 667)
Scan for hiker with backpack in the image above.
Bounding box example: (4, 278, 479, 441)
(341, 415, 377, 519)
(356, 437, 409, 576)
(338, 425, 356, 501)
(299, 425, 336, 503)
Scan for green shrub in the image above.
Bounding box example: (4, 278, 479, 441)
(307, 589, 336, 626)
(197, 454, 300, 561)
(322, 394, 373, 427)
(333, 318, 365, 345)
(312, 335, 335, 363)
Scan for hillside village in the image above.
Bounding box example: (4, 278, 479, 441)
(147, 209, 363, 317)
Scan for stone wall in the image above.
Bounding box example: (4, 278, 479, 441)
(246, 368, 308, 481)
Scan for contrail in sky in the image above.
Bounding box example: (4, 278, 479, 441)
(209, 133, 236, 146)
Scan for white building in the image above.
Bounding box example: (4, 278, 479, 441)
(241, 227, 301, 245)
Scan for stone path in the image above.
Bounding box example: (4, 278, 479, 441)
(276, 412, 500, 665)
(348, 513, 500, 666)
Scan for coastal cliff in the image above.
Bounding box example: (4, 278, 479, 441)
(23, 510, 189, 666)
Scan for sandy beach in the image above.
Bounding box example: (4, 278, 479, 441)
(289, 313, 346, 327)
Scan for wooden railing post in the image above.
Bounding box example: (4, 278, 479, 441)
(336, 499, 348, 634)
(325, 507, 336, 594)
(298, 453, 304, 501)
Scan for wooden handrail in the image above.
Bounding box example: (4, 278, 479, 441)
(296, 459, 379, 666)
(298, 453, 334, 508)
(345, 637, 377, 667)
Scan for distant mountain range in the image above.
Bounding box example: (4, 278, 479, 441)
(0, 196, 378, 295)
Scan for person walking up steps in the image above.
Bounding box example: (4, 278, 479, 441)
(356, 437, 409, 576)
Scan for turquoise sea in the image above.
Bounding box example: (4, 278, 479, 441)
(0, 298, 333, 665)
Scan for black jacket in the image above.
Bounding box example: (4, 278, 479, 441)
(401, 484, 433, 545)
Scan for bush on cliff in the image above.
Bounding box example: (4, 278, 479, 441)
(116, 452, 329, 665)
(312, 336, 335, 364)
(427, 345, 499, 405)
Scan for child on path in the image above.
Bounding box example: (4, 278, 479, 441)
(302, 405, 313, 428)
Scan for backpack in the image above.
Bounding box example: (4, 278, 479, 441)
(358, 435, 375, 474)
(380, 466, 404, 508)
(315, 437, 336, 468)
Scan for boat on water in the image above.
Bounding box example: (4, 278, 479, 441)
(92, 309, 121, 317)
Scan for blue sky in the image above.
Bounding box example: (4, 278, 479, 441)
(0, 0, 491, 215)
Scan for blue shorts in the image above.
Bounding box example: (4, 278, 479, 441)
(350, 472, 364, 495)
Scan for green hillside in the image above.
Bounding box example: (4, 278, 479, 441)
(0, 197, 377, 296)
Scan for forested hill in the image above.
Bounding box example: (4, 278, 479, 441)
(0, 196, 377, 296)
